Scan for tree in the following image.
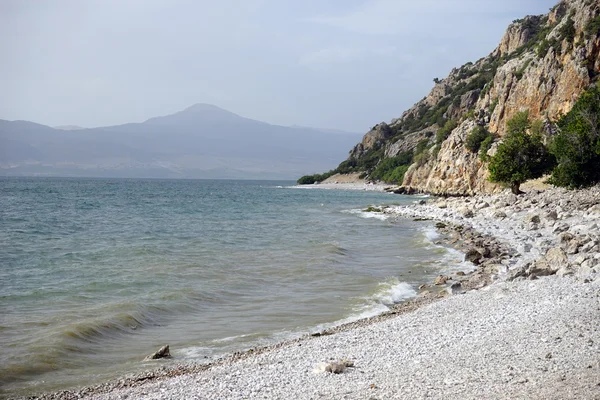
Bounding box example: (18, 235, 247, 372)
(550, 85, 600, 188)
(488, 111, 554, 194)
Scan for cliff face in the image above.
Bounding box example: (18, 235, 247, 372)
(345, 0, 600, 195)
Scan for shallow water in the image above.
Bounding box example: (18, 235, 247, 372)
(0, 178, 467, 398)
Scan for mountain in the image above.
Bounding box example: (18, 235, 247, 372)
(54, 125, 86, 130)
(0, 104, 362, 179)
(327, 0, 600, 195)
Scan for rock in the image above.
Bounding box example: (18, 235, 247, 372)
(418, 200, 427, 205)
(493, 210, 507, 219)
(556, 264, 576, 277)
(455, 271, 466, 276)
(447, 282, 464, 295)
(544, 247, 569, 270)
(465, 248, 483, 265)
(559, 232, 575, 244)
(144, 345, 171, 360)
(545, 210, 558, 221)
(418, 284, 430, 290)
(506, 194, 518, 205)
(589, 204, 600, 214)
(527, 259, 555, 277)
(574, 255, 586, 265)
(566, 241, 580, 255)
(577, 264, 595, 280)
(571, 225, 590, 235)
(524, 214, 541, 224)
(437, 201, 448, 209)
(324, 360, 354, 374)
(476, 202, 490, 210)
(460, 207, 474, 218)
(507, 264, 529, 281)
(553, 223, 569, 234)
(580, 241, 598, 253)
(433, 275, 451, 285)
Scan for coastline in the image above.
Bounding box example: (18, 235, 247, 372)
(22, 185, 600, 400)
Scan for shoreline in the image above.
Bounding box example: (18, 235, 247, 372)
(21, 186, 600, 399)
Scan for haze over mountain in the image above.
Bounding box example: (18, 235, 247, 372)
(0, 104, 361, 179)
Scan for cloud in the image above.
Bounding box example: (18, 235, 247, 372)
(299, 45, 398, 69)
(305, 0, 549, 37)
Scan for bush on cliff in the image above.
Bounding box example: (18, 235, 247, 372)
(297, 170, 335, 185)
(549, 85, 600, 188)
(488, 111, 554, 194)
(369, 151, 413, 183)
(465, 126, 493, 153)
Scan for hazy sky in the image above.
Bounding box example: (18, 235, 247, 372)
(1, 0, 557, 132)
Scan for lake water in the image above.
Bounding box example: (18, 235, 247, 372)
(0, 178, 466, 398)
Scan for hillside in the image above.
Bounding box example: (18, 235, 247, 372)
(0, 104, 361, 180)
(309, 0, 600, 195)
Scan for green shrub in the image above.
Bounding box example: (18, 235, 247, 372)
(585, 15, 600, 38)
(514, 59, 532, 80)
(383, 165, 410, 185)
(490, 98, 499, 114)
(465, 126, 493, 153)
(436, 120, 458, 144)
(559, 16, 576, 43)
(369, 151, 413, 182)
(488, 112, 554, 194)
(549, 85, 600, 188)
(479, 135, 494, 161)
(297, 170, 336, 185)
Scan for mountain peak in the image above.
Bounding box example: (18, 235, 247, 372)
(183, 103, 229, 113)
(144, 103, 244, 125)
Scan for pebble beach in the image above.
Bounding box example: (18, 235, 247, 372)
(25, 185, 600, 400)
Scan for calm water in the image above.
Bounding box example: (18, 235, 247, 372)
(0, 178, 466, 398)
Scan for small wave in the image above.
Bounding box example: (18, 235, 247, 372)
(342, 208, 389, 221)
(332, 279, 416, 327)
(321, 242, 349, 256)
(422, 226, 440, 242)
(373, 279, 416, 305)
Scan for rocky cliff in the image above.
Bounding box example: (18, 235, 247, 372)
(340, 0, 600, 195)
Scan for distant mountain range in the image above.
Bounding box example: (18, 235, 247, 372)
(0, 104, 362, 179)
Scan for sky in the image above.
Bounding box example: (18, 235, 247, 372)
(1, 0, 557, 132)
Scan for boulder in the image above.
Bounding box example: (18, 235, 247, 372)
(524, 214, 541, 224)
(493, 210, 507, 219)
(460, 207, 474, 218)
(144, 345, 171, 361)
(465, 248, 483, 265)
(527, 259, 556, 277)
(566, 241, 580, 255)
(447, 282, 464, 295)
(545, 210, 558, 221)
(433, 275, 451, 285)
(556, 264, 576, 277)
(324, 360, 354, 374)
(559, 232, 575, 244)
(476, 202, 490, 210)
(507, 264, 529, 281)
(545, 247, 569, 270)
(553, 223, 569, 234)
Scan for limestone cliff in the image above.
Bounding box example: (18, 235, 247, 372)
(341, 0, 600, 195)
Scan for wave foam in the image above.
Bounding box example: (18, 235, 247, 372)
(342, 208, 389, 221)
